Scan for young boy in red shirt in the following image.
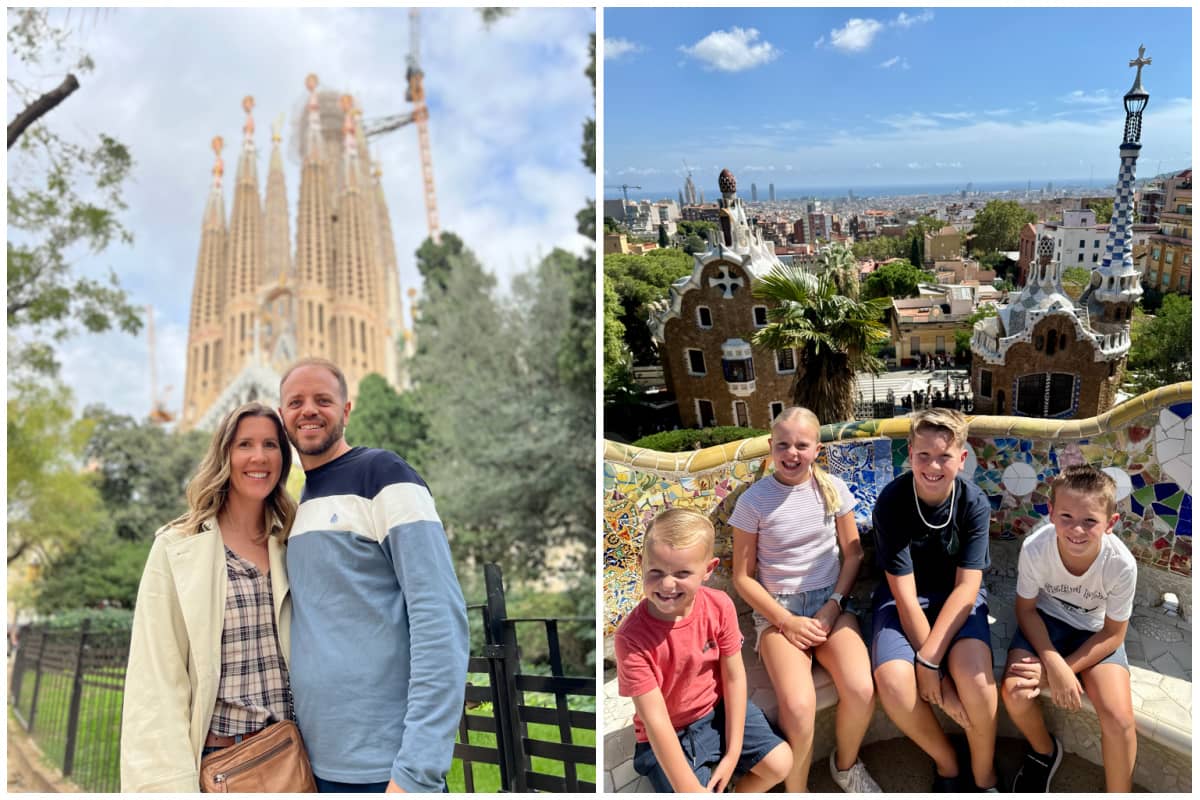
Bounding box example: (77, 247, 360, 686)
(615, 508, 792, 792)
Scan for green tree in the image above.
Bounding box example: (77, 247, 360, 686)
(80, 406, 209, 541)
(862, 260, 933, 302)
(677, 219, 717, 241)
(1086, 198, 1114, 225)
(909, 236, 923, 269)
(411, 242, 591, 585)
(851, 235, 907, 262)
(752, 267, 891, 424)
(32, 532, 150, 613)
(7, 8, 141, 377)
(969, 200, 1036, 254)
(657, 223, 669, 249)
(819, 242, 860, 300)
(1139, 280, 1165, 314)
(954, 305, 998, 360)
(347, 373, 426, 472)
(604, 248, 694, 366)
(1128, 294, 1191, 392)
(603, 280, 631, 388)
(7, 379, 105, 565)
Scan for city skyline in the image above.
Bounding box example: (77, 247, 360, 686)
(604, 7, 1191, 199)
(8, 7, 594, 420)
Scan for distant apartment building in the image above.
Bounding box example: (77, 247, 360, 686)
(888, 285, 983, 366)
(769, 183, 776, 202)
(1142, 169, 1192, 294)
(1137, 184, 1166, 223)
(933, 259, 996, 285)
(604, 233, 660, 255)
(751, 182, 758, 202)
(682, 203, 722, 224)
(1043, 209, 1107, 269)
(924, 225, 965, 263)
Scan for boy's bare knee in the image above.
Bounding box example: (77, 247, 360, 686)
(1096, 702, 1136, 736)
(874, 662, 914, 705)
(841, 675, 876, 710)
(757, 741, 793, 781)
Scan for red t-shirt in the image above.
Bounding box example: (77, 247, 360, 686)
(614, 586, 743, 742)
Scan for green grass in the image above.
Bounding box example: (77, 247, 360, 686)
(448, 698, 597, 792)
(11, 668, 124, 792)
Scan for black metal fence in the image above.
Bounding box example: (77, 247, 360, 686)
(456, 564, 596, 792)
(8, 564, 595, 793)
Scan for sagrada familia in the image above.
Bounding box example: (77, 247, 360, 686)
(181, 75, 406, 431)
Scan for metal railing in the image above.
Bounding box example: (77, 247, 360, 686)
(9, 564, 595, 793)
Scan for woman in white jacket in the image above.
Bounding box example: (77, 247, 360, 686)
(120, 402, 297, 792)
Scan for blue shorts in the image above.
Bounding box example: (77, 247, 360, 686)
(1008, 607, 1129, 671)
(752, 583, 836, 650)
(870, 586, 992, 673)
(632, 699, 784, 792)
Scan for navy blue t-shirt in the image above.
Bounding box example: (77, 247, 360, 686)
(872, 471, 991, 599)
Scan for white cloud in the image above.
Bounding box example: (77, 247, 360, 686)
(892, 10, 934, 29)
(1060, 89, 1114, 105)
(829, 18, 884, 52)
(880, 55, 910, 70)
(932, 111, 973, 121)
(813, 35, 825, 48)
(680, 27, 780, 72)
(984, 108, 1014, 116)
(605, 37, 643, 60)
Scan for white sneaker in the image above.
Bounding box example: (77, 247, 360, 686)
(830, 750, 883, 793)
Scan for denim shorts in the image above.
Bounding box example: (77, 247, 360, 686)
(632, 699, 784, 792)
(870, 586, 992, 673)
(752, 583, 836, 651)
(1008, 607, 1129, 671)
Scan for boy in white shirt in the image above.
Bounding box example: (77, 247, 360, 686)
(1001, 465, 1137, 792)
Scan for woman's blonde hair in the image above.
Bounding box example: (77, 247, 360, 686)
(771, 406, 841, 515)
(170, 402, 297, 541)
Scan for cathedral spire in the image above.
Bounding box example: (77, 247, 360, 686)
(264, 111, 292, 288)
(182, 135, 229, 429)
(303, 73, 324, 164)
(225, 94, 265, 377)
(203, 135, 226, 229)
(340, 93, 360, 192)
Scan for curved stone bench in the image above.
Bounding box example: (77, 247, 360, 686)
(603, 384, 1192, 792)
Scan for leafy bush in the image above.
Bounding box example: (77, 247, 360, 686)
(43, 607, 133, 633)
(632, 426, 768, 452)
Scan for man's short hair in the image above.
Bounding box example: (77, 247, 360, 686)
(642, 508, 715, 557)
(910, 408, 969, 450)
(1050, 464, 1118, 517)
(280, 357, 349, 403)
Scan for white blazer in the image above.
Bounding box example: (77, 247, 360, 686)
(119, 519, 291, 792)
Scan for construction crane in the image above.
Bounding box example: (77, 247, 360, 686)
(363, 8, 440, 243)
(145, 305, 175, 424)
(605, 184, 641, 223)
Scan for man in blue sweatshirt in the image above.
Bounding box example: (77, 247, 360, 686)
(279, 357, 468, 793)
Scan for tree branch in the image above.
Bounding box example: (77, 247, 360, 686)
(8, 73, 80, 150)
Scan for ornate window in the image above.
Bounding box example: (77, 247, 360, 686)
(775, 348, 796, 374)
(696, 306, 713, 328)
(686, 348, 706, 376)
(1015, 372, 1077, 418)
(979, 369, 993, 399)
(696, 399, 716, 427)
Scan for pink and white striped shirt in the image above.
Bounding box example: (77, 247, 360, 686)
(729, 473, 856, 593)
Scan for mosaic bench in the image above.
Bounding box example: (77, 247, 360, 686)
(603, 382, 1191, 792)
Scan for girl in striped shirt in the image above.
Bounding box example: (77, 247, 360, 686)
(730, 407, 880, 793)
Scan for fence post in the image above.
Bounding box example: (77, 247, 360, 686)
(484, 563, 527, 793)
(27, 627, 50, 733)
(62, 619, 90, 777)
(10, 629, 28, 708)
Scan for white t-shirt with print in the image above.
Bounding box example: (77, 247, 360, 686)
(1015, 522, 1137, 632)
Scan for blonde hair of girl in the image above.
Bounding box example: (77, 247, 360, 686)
(771, 406, 841, 515)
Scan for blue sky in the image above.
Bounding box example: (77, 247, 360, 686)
(604, 7, 1191, 197)
(8, 8, 594, 419)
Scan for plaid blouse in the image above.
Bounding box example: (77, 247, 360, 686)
(209, 546, 293, 736)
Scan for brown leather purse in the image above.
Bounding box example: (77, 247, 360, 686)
(199, 720, 316, 793)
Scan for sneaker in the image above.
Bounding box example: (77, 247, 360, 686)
(1011, 736, 1062, 792)
(829, 750, 883, 792)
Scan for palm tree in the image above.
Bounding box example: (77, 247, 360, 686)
(752, 262, 890, 425)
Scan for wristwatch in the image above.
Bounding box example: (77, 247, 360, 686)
(829, 592, 846, 611)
